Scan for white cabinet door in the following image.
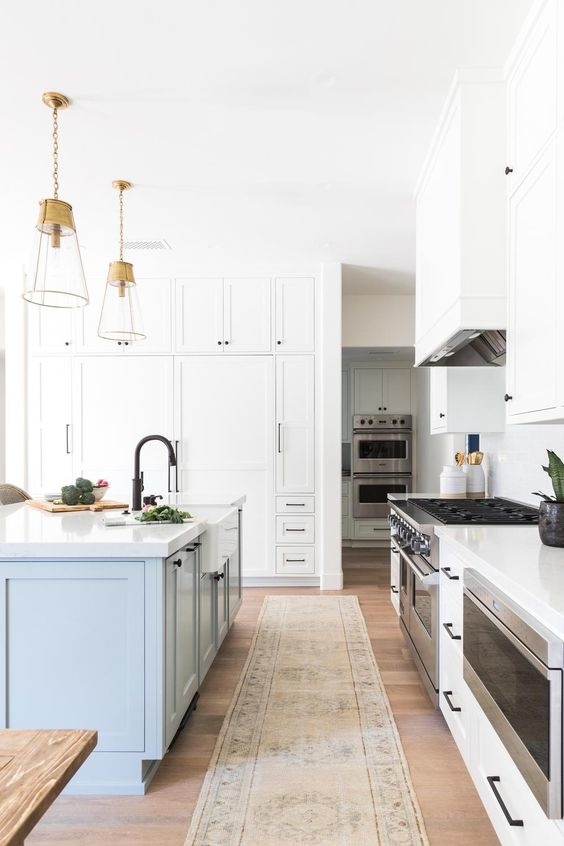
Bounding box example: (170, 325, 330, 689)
(382, 369, 411, 413)
(73, 356, 174, 504)
(353, 368, 383, 413)
(164, 550, 198, 750)
(78, 278, 173, 354)
(175, 278, 224, 353)
(27, 303, 74, 355)
(274, 277, 314, 352)
(223, 277, 271, 353)
(507, 142, 558, 419)
(430, 368, 448, 433)
(276, 356, 314, 494)
(227, 518, 242, 626)
(215, 563, 228, 648)
(342, 369, 350, 441)
(28, 358, 74, 494)
(507, 0, 558, 188)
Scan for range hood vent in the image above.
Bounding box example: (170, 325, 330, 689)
(418, 329, 506, 367)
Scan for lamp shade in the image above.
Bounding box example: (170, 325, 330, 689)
(23, 199, 89, 308)
(97, 261, 146, 342)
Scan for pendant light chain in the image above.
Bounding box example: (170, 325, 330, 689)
(119, 186, 124, 261)
(52, 107, 59, 199)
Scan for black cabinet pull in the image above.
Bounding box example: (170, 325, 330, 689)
(286, 558, 306, 563)
(439, 412, 445, 418)
(286, 528, 306, 532)
(287, 503, 306, 506)
(442, 690, 461, 712)
(391, 546, 399, 553)
(173, 558, 182, 568)
(504, 393, 513, 402)
(443, 622, 461, 640)
(175, 440, 179, 493)
(441, 567, 460, 581)
(214, 572, 225, 581)
(277, 423, 282, 453)
(65, 424, 71, 454)
(391, 586, 399, 594)
(185, 542, 201, 552)
(486, 776, 524, 827)
(504, 166, 513, 175)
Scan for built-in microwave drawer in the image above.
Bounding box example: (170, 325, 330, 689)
(276, 515, 315, 544)
(276, 496, 315, 514)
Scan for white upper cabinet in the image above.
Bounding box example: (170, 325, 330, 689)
(414, 71, 507, 366)
(506, 140, 559, 421)
(175, 277, 271, 353)
(353, 368, 411, 414)
(276, 356, 314, 493)
(73, 356, 174, 503)
(175, 278, 223, 353)
(506, 0, 559, 190)
(28, 303, 74, 355)
(77, 278, 173, 355)
(223, 277, 271, 353)
(274, 277, 314, 352)
(27, 357, 74, 493)
(430, 367, 506, 435)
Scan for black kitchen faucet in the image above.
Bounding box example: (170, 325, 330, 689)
(132, 435, 177, 511)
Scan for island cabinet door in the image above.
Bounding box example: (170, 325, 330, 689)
(0, 560, 145, 753)
(164, 546, 198, 750)
(199, 571, 216, 685)
(215, 563, 228, 649)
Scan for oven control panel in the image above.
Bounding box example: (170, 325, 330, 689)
(389, 512, 431, 556)
(353, 414, 412, 430)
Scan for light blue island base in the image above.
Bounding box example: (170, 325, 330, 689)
(0, 500, 243, 794)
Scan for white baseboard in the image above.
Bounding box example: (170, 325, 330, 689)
(242, 577, 321, 587)
(320, 572, 343, 590)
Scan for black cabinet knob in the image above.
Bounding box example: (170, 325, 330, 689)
(64, 341, 70, 346)
(277, 340, 282, 345)
(217, 340, 222, 345)
(224, 340, 229, 345)
(505, 166, 513, 175)
(504, 394, 513, 402)
(173, 558, 182, 568)
(439, 412, 446, 418)
(214, 571, 225, 580)
(124, 341, 129, 346)
(117, 341, 122, 346)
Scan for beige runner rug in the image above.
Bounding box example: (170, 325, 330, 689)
(185, 596, 429, 845)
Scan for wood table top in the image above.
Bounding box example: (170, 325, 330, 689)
(0, 728, 97, 846)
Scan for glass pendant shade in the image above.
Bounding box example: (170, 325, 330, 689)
(97, 261, 146, 342)
(23, 198, 89, 308)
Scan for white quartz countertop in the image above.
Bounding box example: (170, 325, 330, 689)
(435, 524, 564, 637)
(174, 491, 246, 507)
(0, 503, 208, 559)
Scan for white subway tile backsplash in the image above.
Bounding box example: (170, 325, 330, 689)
(481, 425, 564, 506)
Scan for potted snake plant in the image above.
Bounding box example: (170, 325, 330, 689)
(534, 450, 564, 547)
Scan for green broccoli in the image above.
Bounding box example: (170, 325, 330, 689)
(75, 477, 93, 493)
(79, 491, 95, 505)
(61, 485, 80, 506)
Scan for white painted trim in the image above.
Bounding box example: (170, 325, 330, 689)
(320, 572, 343, 590)
(242, 577, 320, 587)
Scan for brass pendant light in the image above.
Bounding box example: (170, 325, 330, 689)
(97, 181, 146, 342)
(23, 92, 89, 308)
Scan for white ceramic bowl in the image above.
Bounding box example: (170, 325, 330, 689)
(92, 486, 110, 502)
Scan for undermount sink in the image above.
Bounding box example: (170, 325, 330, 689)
(186, 505, 239, 574)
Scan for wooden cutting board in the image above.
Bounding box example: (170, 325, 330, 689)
(27, 499, 129, 513)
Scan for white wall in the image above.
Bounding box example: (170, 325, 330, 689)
(414, 368, 464, 492)
(481, 425, 564, 506)
(342, 294, 415, 347)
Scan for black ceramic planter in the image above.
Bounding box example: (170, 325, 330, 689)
(539, 501, 564, 547)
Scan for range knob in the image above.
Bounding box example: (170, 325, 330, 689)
(400, 419, 405, 424)
(392, 419, 398, 424)
(411, 533, 422, 554)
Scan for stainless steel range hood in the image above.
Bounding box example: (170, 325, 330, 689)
(418, 329, 506, 367)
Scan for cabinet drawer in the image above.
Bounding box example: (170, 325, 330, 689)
(276, 496, 315, 514)
(276, 515, 315, 543)
(353, 520, 389, 540)
(474, 698, 563, 845)
(440, 664, 471, 764)
(276, 547, 315, 575)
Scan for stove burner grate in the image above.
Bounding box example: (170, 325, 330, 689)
(410, 497, 539, 525)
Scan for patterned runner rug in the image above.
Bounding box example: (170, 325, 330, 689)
(185, 596, 429, 845)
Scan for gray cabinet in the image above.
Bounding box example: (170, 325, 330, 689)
(199, 571, 216, 684)
(228, 511, 242, 625)
(164, 544, 199, 749)
(215, 564, 228, 648)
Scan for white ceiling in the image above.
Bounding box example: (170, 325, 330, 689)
(1, 0, 532, 290)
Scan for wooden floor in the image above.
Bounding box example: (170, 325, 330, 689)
(29, 551, 499, 845)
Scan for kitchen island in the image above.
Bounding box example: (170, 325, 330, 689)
(0, 497, 244, 795)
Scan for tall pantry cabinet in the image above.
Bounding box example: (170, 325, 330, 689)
(26, 274, 319, 584)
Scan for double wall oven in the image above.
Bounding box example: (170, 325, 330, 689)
(352, 415, 412, 519)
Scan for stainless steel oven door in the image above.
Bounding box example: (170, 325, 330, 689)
(398, 545, 439, 688)
(463, 572, 563, 818)
(353, 475, 412, 518)
(352, 431, 413, 475)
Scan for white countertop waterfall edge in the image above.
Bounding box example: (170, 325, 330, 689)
(435, 524, 564, 638)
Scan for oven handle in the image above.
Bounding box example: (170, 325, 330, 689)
(464, 588, 555, 678)
(397, 544, 438, 585)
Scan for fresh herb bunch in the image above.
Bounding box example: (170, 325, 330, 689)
(533, 450, 564, 502)
(135, 505, 191, 524)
